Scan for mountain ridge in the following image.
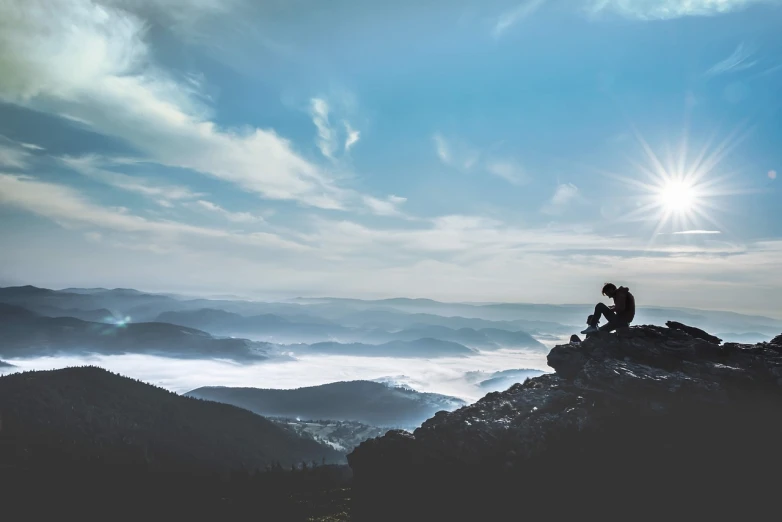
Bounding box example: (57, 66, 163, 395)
(187, 380, 466, 427)
(348, 324, 782, 520)
(0, 365, 344, 475)
(0, 304, 272, 361)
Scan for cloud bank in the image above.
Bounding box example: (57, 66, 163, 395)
(586, 0, 779, 19)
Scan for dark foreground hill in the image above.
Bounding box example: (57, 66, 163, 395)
(0, 304, 271, 361)
(0, 367, 349, 520)
(348, 326, 782, 521)
(0, 366, 343, 472)
(187, 380, 466, 427)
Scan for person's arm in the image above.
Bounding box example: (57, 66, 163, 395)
(613, 292, 626, 314)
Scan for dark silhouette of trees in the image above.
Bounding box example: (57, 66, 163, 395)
(0, 366, 352, 520)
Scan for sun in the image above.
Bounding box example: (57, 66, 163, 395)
(600, 126, 746, 238)
(657, 179, 697, 214)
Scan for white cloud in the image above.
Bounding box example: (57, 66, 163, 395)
(0, 173, 306, 251)
(433, 134, 452, 164)
(706, 42, 757, 76)
(433, 133, 480, 170)
(768, 170, 777, 180)
(0, 0, 347, 209)
(310, 97, 336, 159)
(344, 121, 360, 152)
(542, 183, 581, 215)
(305, 214, 630, 261)
(311, 98, 362, 158)
(485, 160, 528, 185)
(671, 230, 722, 235)
(62, 155, 204, 204)
(362, 195, 408, 217)
(192, 199, 264, 223)
(586, 0, 778, 19)
(103, 0, 237, 33)
(0, 144, 30, 169)
(434, 134, 527, 185)
(493, 0, 546, 38)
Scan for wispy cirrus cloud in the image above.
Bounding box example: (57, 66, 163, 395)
(310, 97, 361, 158)
(434, 134, 529, 186)
(0, 145, 30, 170)
(485, 160, 528, 186)
(586, 0, 778, 19)
(493, 0, 546, 38)
(432, 134, 480, 170)
(542, 183, 581, 215)
(706, 42, 757, 76)
(310, 98, 337, 159)
(0, 136, 45, 169)
(0, 173, 305, 251)
(190, 199, 265, 224)
(62, 155, 204, 205)
(671, 230, 722, 235)
(344, 121, 360, 152)
(361, 195, 408, 217)
(433, 134, 452, 165)
(0, 0, 349, 210)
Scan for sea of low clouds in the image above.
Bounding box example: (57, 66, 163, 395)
(0, 340, 562, 403)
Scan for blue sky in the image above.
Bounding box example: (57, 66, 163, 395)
(0, 0, 780, 315)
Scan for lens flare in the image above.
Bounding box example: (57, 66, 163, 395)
(600, 125, 751, 241)
(657, 180, 697, 214)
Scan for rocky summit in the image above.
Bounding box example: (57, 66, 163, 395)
(348, 324, 782, 521)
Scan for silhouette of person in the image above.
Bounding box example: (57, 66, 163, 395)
(581, 283, 635, 335)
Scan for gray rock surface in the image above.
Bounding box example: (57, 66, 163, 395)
(349, 324, 782, 521)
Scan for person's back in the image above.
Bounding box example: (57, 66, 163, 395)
(613, 286, 635, 325)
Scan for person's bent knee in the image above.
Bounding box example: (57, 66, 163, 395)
(595, 302, 610, 312)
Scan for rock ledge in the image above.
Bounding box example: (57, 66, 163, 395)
(349, 325, 782, 521)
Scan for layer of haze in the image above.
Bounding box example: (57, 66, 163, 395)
(0, 347, 555, 403)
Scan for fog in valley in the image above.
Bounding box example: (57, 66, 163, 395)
(0, 347, 555, 403)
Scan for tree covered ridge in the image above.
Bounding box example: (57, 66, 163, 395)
(187, 380, 466, 427)
(0, 365, 344, 475)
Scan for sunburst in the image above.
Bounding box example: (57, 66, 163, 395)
(604, 125, 751, 241)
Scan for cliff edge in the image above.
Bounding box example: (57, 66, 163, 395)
(348, 325, 782, 521)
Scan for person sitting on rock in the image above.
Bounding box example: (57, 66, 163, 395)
(581, 283, 635, 335)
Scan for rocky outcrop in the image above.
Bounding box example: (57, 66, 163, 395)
(665, 320, 723, 344)
(348, 325, 782, 521)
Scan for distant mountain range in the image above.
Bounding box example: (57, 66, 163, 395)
(0, 360, 13, 368)
(295, 338, 477, 358)
(293, 297, 782, 336)
(0, 366, 344, 474)
(0, 303, 271, 361)
(155, 309, 548, 350)
(187, 380, 467, 427)
(0, 285, 183, 322)
(156, 308, 353, 343)
(2, 286, 781, 362)
(360, 325, 546, 350)
(715, 332, 773, 344)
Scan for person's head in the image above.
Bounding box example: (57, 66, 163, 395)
(602, 282, 617, 298)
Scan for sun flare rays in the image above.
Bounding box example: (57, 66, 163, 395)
(605, 126, 753, 242)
